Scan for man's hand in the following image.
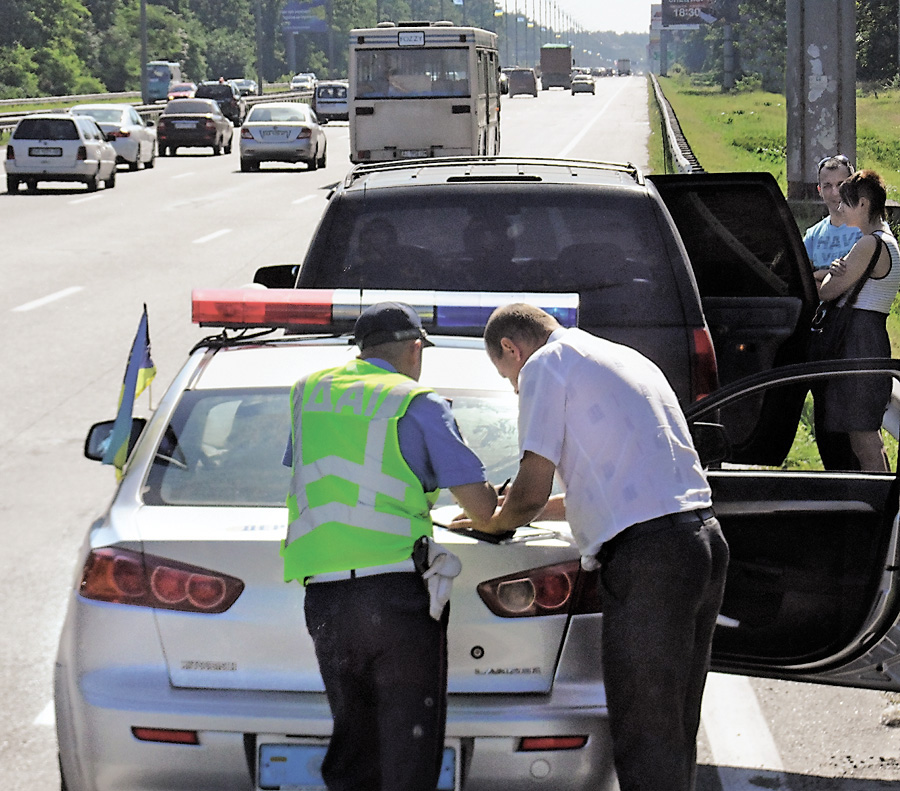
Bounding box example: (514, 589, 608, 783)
(450, 451, 556, 535)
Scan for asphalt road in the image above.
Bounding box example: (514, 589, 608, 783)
(2, 76, 900, 791)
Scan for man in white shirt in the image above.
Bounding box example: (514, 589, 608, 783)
(454, 303, 729, 791)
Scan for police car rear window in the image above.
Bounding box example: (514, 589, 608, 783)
(143, 388, 523, 507)
(300, 187, 684, 327)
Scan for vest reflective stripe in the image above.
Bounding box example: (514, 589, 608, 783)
(282, 360, 437, 582)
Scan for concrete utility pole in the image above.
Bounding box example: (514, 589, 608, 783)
(785, 0, 856, 199)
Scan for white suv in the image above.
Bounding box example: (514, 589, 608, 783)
(5, 112, 117, 193)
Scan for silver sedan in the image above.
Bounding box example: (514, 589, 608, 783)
(239, 102, 327, 172)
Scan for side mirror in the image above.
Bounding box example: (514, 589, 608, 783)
(690, 421, 730, 468)
(84, 418, 147, 462)
(254, 264, 300, 288)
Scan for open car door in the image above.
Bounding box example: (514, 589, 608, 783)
(687, 358, 900, 690)
(650, 172, 820, 466)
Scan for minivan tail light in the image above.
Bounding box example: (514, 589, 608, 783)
(477, 561, 601, 618)
(691, 327, 718, 401)
(6, 145, 13, 160)
(76, 146, 87, 161)
(79, 547, 244, 613)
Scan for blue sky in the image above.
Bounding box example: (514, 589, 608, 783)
(505, 1, 653, 34)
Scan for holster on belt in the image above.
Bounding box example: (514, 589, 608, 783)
(413, 536, 462, 621)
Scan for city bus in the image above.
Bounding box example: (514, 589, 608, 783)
(145, 61, 183, 103)
(348, 21, 501, 163)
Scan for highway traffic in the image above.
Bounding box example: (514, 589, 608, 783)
(2, 76, 899, 791)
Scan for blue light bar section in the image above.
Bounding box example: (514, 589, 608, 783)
(329, 290, 578, 331)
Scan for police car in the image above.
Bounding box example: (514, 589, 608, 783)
(55, 288, 900, 791)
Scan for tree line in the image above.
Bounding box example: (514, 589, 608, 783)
(0, 0, 896, 99)
(672, 0, 898, 93)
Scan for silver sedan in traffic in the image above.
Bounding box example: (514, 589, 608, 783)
(239, 102, 327, 172)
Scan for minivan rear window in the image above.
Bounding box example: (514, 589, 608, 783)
(14, 118, 79, 141)
(300, 187, 684, 326)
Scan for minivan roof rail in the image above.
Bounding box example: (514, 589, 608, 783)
(343, 156, 642, 187)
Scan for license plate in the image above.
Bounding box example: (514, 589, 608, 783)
(29, 147, 62, 157)
(260, 130, 290, 140)
(400, 149, 429, 158)
(257, 740, 460, 790)
(174, 121, 196, 129)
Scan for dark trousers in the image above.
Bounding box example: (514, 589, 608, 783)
(600, 512, 729, 791)
(304, 572, 448, 791)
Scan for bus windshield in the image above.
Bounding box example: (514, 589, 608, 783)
(355, 48, 469, 98)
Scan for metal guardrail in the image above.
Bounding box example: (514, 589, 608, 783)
(650, 73, 704, 174)
(0, 85, 306, 134)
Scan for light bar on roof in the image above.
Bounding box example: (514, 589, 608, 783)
(191, 288, 579, 332)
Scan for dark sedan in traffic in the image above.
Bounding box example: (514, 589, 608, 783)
(156, 99, 234, 156)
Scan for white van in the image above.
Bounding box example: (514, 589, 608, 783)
(312, 80, 349, 122)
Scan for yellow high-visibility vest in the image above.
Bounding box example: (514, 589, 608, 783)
(282, 359, 438, 583)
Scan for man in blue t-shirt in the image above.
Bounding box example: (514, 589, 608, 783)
(803, 155, 860, 470)
(803, 155, 860, 270)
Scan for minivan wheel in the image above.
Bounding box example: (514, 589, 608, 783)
(6, 176, 19, 193)
(105, 168, 116, 188)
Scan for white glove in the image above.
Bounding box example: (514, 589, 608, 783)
(421, 538, 462, 621)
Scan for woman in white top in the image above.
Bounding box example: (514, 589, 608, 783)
(815, 169, 900, 470)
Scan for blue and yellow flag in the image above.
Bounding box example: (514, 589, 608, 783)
(102, 305, 157, 477)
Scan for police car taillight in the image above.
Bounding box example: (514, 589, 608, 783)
(79, 547, 244, 614)
(191, 288, 579, 333)
(476, 560, 601, 618)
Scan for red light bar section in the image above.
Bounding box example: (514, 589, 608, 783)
(192, 289, 335, 328)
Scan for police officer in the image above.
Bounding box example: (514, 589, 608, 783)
(282, 302, 497, 791)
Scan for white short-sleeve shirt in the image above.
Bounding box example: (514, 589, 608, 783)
(517, 327, 712, 558)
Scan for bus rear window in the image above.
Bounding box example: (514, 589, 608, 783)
(355, 48, 469, 98)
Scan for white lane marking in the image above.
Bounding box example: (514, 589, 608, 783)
(33, 700, 55, 726)
(292, 195, 316, 205)
(558, 80, 631, 158)
(193, 228, 232, 244)
(69, 193, 104, 205)
(701, 672, 788, 789)
(13, 286, 84, 312)
(172, 171, 195, 179)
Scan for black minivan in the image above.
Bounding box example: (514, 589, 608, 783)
(257, 157, 819, 467)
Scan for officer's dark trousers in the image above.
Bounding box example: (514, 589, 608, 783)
(304, 572, 448, 791)
(600, 512, 729, 791)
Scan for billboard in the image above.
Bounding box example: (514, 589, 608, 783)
(661, 0, 719, 28)
(281, 0, 328, 33)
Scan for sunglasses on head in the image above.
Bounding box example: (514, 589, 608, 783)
(817, 154, 854, 172)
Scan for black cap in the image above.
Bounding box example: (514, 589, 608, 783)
(353, 302, 434, 350)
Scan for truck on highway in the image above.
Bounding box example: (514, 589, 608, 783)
(615, 58, 632, 76)
(539, 44, 573, 90)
